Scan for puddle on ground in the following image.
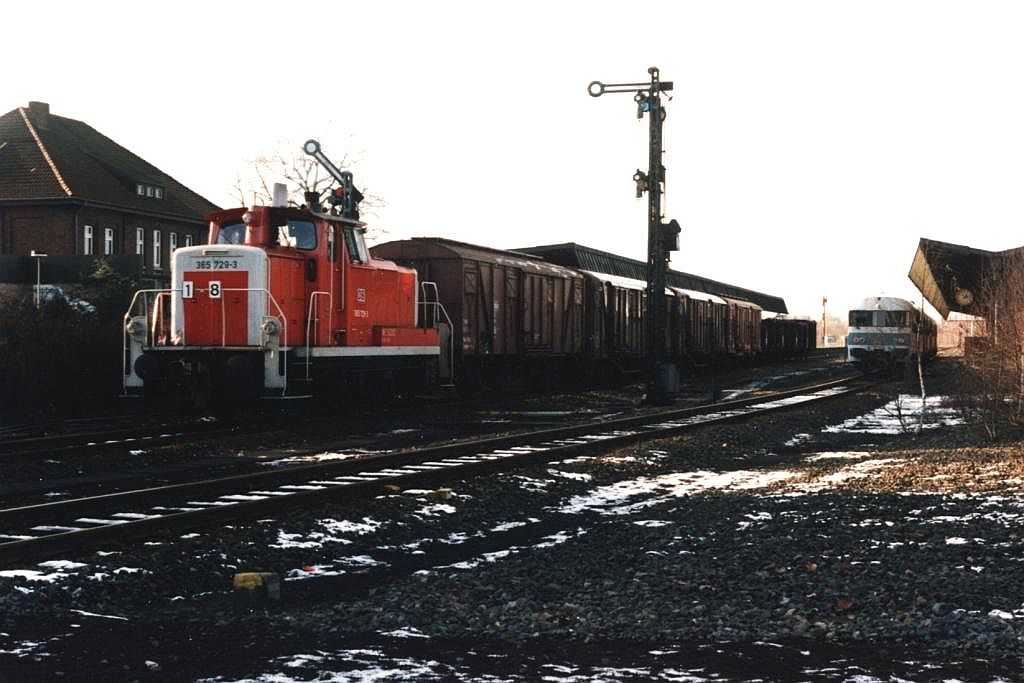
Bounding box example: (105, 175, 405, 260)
(823, 394, 964, 434)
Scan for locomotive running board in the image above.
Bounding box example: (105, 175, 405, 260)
(293, 346, 440, 358)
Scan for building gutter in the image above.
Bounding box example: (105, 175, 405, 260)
(0, 197, 209, 226)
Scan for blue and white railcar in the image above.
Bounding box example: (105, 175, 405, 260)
(846, 296, 937, 372)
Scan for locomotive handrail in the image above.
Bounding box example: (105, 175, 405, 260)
(123, 288, 171, 327)
(304, 291, 331, 380)
(151, 291, 172, 344)
(122, 288, 172, 391)
(199, 287, 288, 350)
(212, 287, 289, 347)
(420, 281, 456, 384)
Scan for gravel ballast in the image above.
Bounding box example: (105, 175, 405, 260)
(2, 360, 1023, 680)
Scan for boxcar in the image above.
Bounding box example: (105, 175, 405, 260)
(575, 269, 649, 379)
(371, 238, 585, 390)
(761, 316, 817, 361)
(722, 296, 763, 360)
(667, 288, 725, 367)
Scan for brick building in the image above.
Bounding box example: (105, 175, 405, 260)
(0, 101, 220, 287)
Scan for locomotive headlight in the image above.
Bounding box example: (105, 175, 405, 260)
(126, 318, 146, 337)
(242, 211, 254, 225)
(262, 318, 281, 336)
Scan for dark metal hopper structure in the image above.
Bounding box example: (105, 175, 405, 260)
(908, 238, 1021, 319)
(517, 242, 789, 314)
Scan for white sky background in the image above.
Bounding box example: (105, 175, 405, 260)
(4, 0, 1024, 320)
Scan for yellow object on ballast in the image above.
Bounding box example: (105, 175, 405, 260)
(233, 572, 268, 590)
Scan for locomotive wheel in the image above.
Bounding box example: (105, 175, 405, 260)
(367, 373, 395, 409)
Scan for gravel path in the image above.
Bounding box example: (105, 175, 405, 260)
(2, 359, 1023, 681)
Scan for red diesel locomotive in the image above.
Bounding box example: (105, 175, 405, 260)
(123, 141, 448, 405)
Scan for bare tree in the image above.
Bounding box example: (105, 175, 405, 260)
(908, 293, 926, 434)
(953, 249, 1024, 439)
(229, 135, 386, 225)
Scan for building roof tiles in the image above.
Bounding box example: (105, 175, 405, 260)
(0, 102, 219, 222)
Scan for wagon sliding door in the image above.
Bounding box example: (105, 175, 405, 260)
(521, 273, 582, 354)
(464, 261, 520, 356)
(522, 273, 550, 351)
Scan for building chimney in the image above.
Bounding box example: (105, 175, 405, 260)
(27, 101, 50, 128)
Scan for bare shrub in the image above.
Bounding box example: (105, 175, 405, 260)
(0, 261, 132, 419)
(953, 249, 1024, 439)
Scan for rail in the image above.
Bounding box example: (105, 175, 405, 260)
(0, 375, 869, 567)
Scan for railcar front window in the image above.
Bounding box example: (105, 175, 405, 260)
(884, 311, 908, 327)
(849, 311, 873, 327)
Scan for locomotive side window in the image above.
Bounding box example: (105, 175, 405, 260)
(217, 222, 245, 245)
(343, 226, 369, 264)
(278, 220, 317, 250)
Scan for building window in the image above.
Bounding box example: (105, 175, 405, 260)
(136, 183, 165, 199)
(169, 232, 178, 252)
(104, 228, 115, 255)
(83, 225, 94, 255)
(136, 227, 145, 255)
(153, 230, 162, 269)
(184, 234, 193, 247)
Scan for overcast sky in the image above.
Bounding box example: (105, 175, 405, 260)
(5, 0, 1023, 320)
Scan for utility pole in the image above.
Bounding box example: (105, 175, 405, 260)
(589, 67, 680, 404)
(31, 250, 48, 308)
(821, 296, 828, 346)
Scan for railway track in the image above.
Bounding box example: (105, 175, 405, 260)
(0, 354, 849, 461)
(0, 374, 869, 568)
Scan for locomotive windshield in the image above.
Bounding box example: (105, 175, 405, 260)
(216, 221, 245, 245)
(343, 226, 369, 264)
(277, 220, 316, 250)
(214, 219, 317, 249)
